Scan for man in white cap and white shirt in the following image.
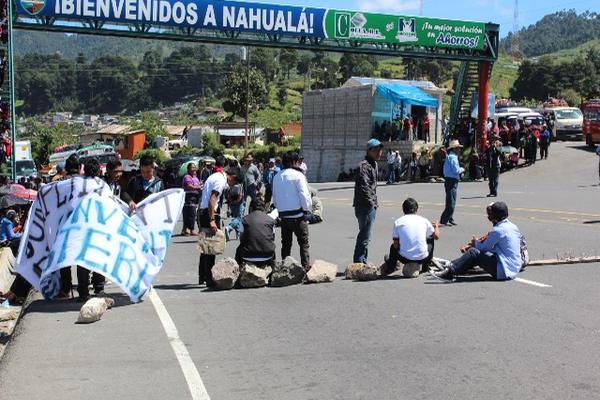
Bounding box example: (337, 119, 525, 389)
(440, 140, 464, 226)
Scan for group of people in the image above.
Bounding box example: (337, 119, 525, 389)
(353, 138, 526, 282)
(373, 115, 431, 143)
(195, 152, 317, 287)
(0, 153, 164, 304)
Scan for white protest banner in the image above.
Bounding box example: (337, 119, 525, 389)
(16, 177, 184, 302)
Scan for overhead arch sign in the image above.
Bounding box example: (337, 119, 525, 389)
(17, 0, 486, 50)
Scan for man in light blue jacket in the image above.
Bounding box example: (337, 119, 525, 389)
(440, 140, 464, 226)
(431, 202, 523, 282)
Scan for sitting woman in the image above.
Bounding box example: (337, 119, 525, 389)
(235, 197, 276, 267)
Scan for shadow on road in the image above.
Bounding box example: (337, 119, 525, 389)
(583, 220, 600, 224)
(568, 145, 596, 153)
(153, 283, 203, 291)
(461, 196, 488, 200)
(25, 293, 133, 314)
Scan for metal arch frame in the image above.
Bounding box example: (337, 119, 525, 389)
(13, 15, 500, 62)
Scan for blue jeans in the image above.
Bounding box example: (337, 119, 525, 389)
(440, 178, 458, 224)
(450, 247, 500, 280)
(488, 169, 499, 196)
(387, 165, 395, 184)
(353, 207, 377, 263)
(228, 202, 245, 235)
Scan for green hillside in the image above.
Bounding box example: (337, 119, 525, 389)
(531, 39, 600, 64)
(490, 53, 520, 99)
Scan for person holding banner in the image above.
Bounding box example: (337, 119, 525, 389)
(126, 155, 164, 205)
(105, 158, 135, 208)
(76, 158, 107, 301)
(198, 156, 240, 286)
(56, 153, 82, 298)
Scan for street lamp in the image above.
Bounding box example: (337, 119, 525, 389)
(240, 46, 250, 148)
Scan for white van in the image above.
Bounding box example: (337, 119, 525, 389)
(546, 107, 583, 141)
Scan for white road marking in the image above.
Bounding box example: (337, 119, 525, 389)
(514, 277, 552, 288)
(149, 288, 211, 400)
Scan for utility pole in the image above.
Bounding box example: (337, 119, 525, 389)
(240, 47, 250, 148)
(511, 0, 520, 54)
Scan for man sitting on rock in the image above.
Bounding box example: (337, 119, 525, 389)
(431, 202, 522, 282)
(235, 197, 276, 268)
(383, 198, 440, 275)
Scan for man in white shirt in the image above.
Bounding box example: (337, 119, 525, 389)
(272, 152, 312, 270)
(386, 149, 396, 185)
(383, 197, 440, 275)
(198, 156, 240, 287)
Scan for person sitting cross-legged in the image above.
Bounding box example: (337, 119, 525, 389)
(235, 197, 276, 268)
(382, 198, 440, 275)
(431, 201, 523, 282)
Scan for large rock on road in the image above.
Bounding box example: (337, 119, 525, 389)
(270, 257, 306, 287)
(239, 263, 272, 288)
(211, 258, 240, 290)
(306, 260, 337, 283)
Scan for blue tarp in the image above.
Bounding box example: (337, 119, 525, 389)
(375, 83, 439, 108)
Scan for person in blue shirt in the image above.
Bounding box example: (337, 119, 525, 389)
(0, 208, 21, 255)
(439, 140, 465, 226)
(539, 124, 552, 159)
(431, 202, 523, 282)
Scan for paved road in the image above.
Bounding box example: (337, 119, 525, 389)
(2, 142, 600, 399)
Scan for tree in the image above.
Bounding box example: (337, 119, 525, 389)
(249, 48, 278, 81)
(277, 87, 288, 107)
(279, 49, 298, 79)
(313, 58, 339, 89)
(221, 63, 268, 118)
(88, 56, 138, 113)
(339, 54, 378, 82)
(130, 112, 168, 146)
(296, 54, 311, 75)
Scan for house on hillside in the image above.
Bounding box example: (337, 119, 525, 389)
(81, 125, 146, 160)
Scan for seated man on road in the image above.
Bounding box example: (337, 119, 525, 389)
(383, 198, 440, 275)
(307, 187, 323, 224)
(235, 197, 276, 267)
(431, 201, 522, 282)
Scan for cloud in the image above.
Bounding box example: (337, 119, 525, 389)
(354, 0, 421, 14)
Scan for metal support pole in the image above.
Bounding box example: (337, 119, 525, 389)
(8, 0, 17, 182)
(477, 61, 490, 152)
(244, 48, 250, 148)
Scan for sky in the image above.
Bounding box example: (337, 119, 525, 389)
(250, 0, 600, 37)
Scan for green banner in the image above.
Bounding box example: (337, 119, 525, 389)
(325, 11, 486, 50)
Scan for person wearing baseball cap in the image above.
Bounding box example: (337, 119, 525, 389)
(352, 138, 383, 264)
(439, 140, 464, 226)
(431, 202, 524, 282)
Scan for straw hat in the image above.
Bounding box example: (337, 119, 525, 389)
(447, 140, 463, 150)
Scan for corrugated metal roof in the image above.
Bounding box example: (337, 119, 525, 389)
(348, 77, 439, 90)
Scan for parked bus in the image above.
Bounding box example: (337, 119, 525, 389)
(582, 99, 600, 147)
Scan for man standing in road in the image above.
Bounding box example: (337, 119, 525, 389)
(386, 149, 396, 185)
(198, 157, 240, 286)
(486, 137, 502, 197)
(272, 152, 312, 270)
(539, 124, 551, 160)
(241, 154, 261, 202)
(440, 140, 464, 226)
(353, 138, 383, 264)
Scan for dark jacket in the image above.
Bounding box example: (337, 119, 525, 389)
(126, 175, 164, 204)
(105, 176, 133, 204)
(237, 211, 276, 259)
(353, 155, 378, 208)
(486, 145, 502, 172)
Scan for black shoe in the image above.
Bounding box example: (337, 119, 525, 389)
(486, 194, 493, 197)
(448, 221, 458, 226)
(76, 294, 90, 302)
(429, 267, 455, 282)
